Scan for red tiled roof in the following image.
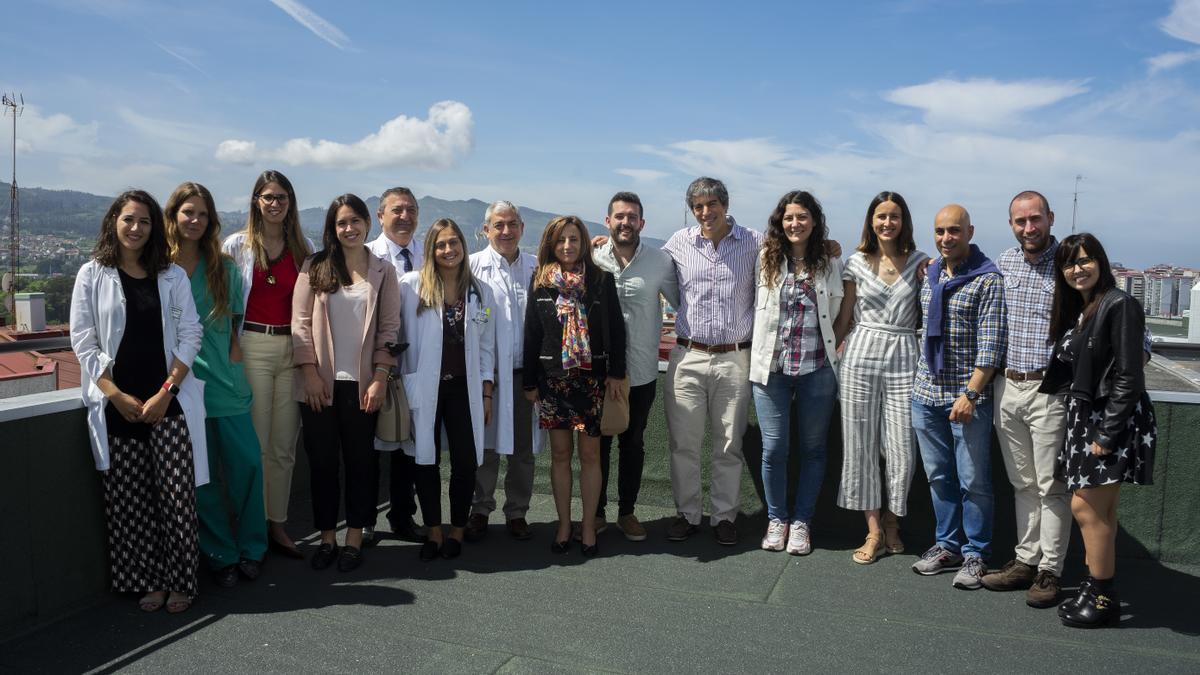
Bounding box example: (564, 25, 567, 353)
(0, 324, 78, 389)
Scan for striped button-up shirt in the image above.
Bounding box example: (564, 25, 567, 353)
(912, 266, 1007, 406)
(997, 239, 1058, 373)
(661, 217, 763, 345)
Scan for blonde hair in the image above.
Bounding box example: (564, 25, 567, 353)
(165, 182, 231, 320)
(239, 169, 311, 270)
(417, 218, 479, 312)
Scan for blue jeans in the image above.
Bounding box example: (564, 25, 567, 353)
(751, 366, 838, 524)
(911, 399, 994, 559)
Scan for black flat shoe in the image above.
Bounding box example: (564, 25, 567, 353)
(581, 541, 599, 557)
(270, 535, 305, 560)
(419, 540, 440, 562)
(1059, 576, 1094, 618)
(551, 539, 570, 554)
(237, 558, 261, 581)
(337, 546, 363, 573)
(214, 565, 238, 588)
(310, 543, 339, 571)
(390, 515, 427, 543)
(441, 538, 463, 560)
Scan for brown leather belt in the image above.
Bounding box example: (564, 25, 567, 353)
(677, 338, 752, 354)
(1005, 368, 1044, 382)
(244, 322, 291, 336)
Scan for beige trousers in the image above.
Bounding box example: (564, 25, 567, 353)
(241, 330, 301, 523)
(994, 377, 1071, 575)
(664, 345, 750, 526)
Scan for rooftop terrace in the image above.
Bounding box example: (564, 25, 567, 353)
(2, 368, 1199, 672)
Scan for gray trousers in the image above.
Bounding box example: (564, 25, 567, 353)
(471, 373, 536, 520)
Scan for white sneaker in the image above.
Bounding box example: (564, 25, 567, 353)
(787, 520, 812, 555)
(761, 519, 788, 551)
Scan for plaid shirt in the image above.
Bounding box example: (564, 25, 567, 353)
(773, 269, 825, 376)
(997, 239, 1057, 373)
(913, 266, 1007, 406)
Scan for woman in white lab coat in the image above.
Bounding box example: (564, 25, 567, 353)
(398, 218, 496, 561)
(70, 189, 208, 615)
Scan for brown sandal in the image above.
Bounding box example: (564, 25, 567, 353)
(852, 532, 886, 565)
(882, 512, 905, 554)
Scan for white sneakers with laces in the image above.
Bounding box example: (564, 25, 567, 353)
(787, 520, 812, 555)
(761, 519, 788, 551)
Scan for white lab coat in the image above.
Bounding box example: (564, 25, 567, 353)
(469, 248, 545, 456)
(397, 271, 496, 466)
(221, 231, 316, 334)
(69, 260, 210, 485)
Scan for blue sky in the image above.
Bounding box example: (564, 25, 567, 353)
(5, 0, 1200, 267)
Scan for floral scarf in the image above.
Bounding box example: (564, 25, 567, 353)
(550, 263, 592, 370)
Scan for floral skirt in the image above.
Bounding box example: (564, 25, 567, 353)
(537, 372, 603, 437)
(1057, 393, 1156, 491)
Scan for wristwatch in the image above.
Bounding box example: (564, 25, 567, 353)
(964, 387, 980, 402)
(162, 381, 181, 396)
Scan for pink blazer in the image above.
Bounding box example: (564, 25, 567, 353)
(291, 253, 402, 404)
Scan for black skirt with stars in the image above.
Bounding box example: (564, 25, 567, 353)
(1057, 392, 1156, 491)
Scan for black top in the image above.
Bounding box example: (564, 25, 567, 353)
(105, 269, 182, 440)
(522, 270, 626, 389)
(1040, 288, 1146, 450)
(440, 297, 467, 379)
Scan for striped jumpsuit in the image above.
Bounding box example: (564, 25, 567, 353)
(837, 251, 929, 515)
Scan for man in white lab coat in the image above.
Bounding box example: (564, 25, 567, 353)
(466, 200, 545, 541)
(365, 186, 425, 544)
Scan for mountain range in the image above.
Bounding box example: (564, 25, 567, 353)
(0, 182, 664, 253)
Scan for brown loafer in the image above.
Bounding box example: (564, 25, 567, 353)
(507, 517, 532, 540)
(465, 513, 488, 542)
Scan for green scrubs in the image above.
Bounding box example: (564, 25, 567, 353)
(191, 255, 268, 570)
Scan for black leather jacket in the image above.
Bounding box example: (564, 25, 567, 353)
(522, 270, 627, 389)
(1039, 288, 1146, 450)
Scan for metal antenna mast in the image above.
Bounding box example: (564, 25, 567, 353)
(2, 93, 22, 314)
(1071, 174, 1084, 234)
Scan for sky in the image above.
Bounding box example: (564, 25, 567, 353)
(4, 0, 1200, 267)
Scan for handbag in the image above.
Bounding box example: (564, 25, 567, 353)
(599, 376, 630, 436)
(376, 366, 412, 443)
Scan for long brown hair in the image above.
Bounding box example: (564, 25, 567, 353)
(532, 215, 598, 289)
(91, 190, 171, 274)
(1049, 232, 1118, 341)
(165, 182, 232, 320)
(308, 194, 372, 294)
(417, 218, 480, 312)
(237, 169, 311, 270)
(857, 191, 916, 256)
(762, 191, 829, 289)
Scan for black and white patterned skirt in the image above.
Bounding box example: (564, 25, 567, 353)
(1057, 393, 1156, 491)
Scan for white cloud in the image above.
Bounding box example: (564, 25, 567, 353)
(884, 78, 1089, 128)
(10, 105, 101, 157)
(628, 92, 1200, 267)
(1147, 49, 1200, 74)
(268, 0, 351, 50)
(215, 101, 474, 170)
(1161, 0, 1200, 44)
(615, 168, 669, 182)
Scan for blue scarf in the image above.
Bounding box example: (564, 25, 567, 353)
(924, 243, 1000, 377)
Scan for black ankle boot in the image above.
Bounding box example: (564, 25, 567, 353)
(1058, 576, 1094, 619)
(1061, 578, 1119, 628)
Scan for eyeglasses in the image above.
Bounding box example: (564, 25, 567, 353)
(1061, 256, 1096, 272)
(257, 193, 289, 205)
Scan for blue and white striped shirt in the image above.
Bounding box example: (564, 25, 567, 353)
(661, 218, 763, 345)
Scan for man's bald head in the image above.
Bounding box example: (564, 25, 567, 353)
(935, 204, 971, 228)
(933, 203, 974, 265)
